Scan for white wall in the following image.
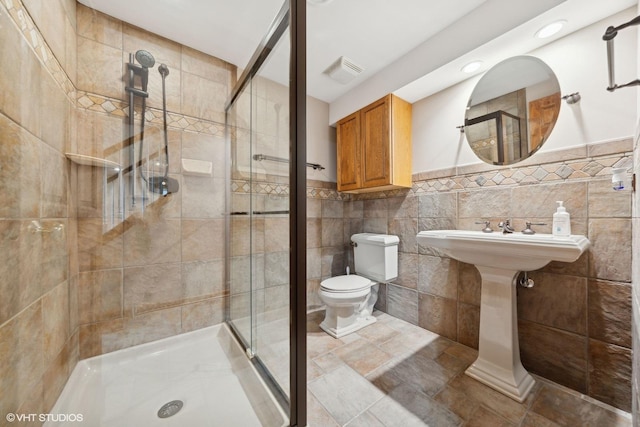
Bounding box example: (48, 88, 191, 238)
(413, 8, 638, 173)
(307, 96, 337, 182)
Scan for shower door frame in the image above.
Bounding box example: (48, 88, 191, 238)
(224, 0, 307, 425)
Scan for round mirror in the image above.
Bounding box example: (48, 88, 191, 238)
(465, 56, 561, 165)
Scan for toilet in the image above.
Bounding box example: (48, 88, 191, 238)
(319, 233, 399, 338)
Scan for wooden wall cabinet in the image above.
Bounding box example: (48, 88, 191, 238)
(336, 94, 412, 193)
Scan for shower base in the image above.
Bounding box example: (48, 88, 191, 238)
(45, 324, 287, 427)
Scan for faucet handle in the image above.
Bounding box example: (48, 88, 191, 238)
(475, 221, 493, 233)
(522, 221, 546, 235)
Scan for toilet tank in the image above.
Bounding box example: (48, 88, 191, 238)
(352, 233, 399, 282)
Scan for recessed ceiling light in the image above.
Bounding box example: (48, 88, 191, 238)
(535, 20, 567, 39)
(461, 61, 483, 73)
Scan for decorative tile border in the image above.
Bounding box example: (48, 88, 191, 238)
(2, 0, 76, 102)
(231, 179, 348, 201)
(76, 91, 226, 137)
(231, 150, 631, 201)
(355, 152, 632, 200)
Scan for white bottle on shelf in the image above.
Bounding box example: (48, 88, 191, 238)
(552, 201, 571, 237)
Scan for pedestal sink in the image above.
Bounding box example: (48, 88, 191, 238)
(417, 230, 590, 402)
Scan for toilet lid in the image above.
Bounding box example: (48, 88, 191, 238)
(320, 275, 372, 292)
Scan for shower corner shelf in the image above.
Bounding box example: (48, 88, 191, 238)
(65, 153, 122, 176)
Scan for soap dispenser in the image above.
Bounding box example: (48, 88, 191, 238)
(552, 201, 571, 237)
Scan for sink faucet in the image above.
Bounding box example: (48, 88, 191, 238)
(498, 219, 515, 234)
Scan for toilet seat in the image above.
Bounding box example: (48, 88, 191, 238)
(320, 275, 372, 293)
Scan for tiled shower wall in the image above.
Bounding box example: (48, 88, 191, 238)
(0, 0, 78, 417)
(1, 1, 239, 419)
(73, 4, 236, 358)
(331, 139, 632, 412)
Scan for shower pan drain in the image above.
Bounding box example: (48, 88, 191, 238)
(157, 400, 184, 418)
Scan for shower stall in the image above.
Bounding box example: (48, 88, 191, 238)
(0, 0, 305, 424)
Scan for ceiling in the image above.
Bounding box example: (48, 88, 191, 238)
(79, 0, 635, 110)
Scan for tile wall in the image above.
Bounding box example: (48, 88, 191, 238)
(331, 139, 633, 412)
(72, 4, 236, 358)
(0, 0, 78, 419)
(1, 0, 238, 419)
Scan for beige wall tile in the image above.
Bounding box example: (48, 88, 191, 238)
(77, 4, 122, 49)
(588, 280, 631, 348)
(181, 218, 225, 261)
(511, 182, 587, 219)
(588, 179, 632, 218)
(77, 36, 124, 99)
(588, 219, 632, 282)
(181, 46, 234, 83)
(183, 259, 225, 298)
(75, 109, 124, 164)
(457, 302, 479, 349)
(419, 192, 456, 218)
(322, 218, 344, 247)
(77, 219, 123, 271)
(78, 269, 123, 324)
(112, 308, 182, 354)
(458, 188, 510, 219)
(181, 176, 225, 218)
(123, 216, 181, 266)
(418, 293, 457, 340)
(387, 284, 418, 325)
(182, 72, 227, 123)
(458, 262, 481, 305)
(418, 255, 458, 300)
(40, 67, 71, 153)
(123, 263, 181, 316)
(588, 339, 632, 411)
(519, 320, 587, 393)
(363, 199, 388, 218)
(307, 248, 322, 280)
(388, 194, 418, 219)
(0, 6, 42, 135)
(0, 302, 44, 417)
(41, 144, 69, 218)
(307, 218, 321, 248)
(264, 217, 289, 252)
(43, 332, 78, 412)
(43, 281, 70, 363)
(517, 272, 587, 335)
(181, 297, 225, 333)
(322, 199, 344, 218)
(0, 114, 42, 218)
(396, 252, 418, 289)
(388, 218, 418, 253)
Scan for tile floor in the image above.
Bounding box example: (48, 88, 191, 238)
(306, 310, 632, 427)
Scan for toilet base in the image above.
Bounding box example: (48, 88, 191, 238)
(319, 315, 376, 338)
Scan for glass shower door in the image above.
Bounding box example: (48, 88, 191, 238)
(226, 22, 291, 403)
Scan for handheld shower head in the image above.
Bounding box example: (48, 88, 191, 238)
(135, 50, 156, 68)
(158, 64, 170, 77)
(134, 50, 155, 92)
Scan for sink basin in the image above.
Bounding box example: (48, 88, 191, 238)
(417, 229, 590, 402)
(417, 230, 590, 271)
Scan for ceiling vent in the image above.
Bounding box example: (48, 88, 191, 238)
(325, 56, 363, 84)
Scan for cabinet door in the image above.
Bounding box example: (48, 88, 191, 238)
(336, 111, 361, 192)
(361, 96, 391, 188)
